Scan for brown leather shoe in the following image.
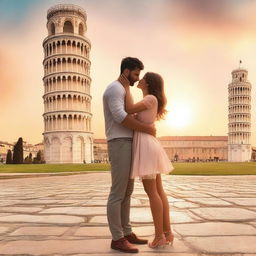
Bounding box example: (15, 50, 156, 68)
(125, 232, 148, 244)
(111, 237, 139, 253)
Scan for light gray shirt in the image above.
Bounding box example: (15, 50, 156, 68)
(103, 80, 133, 141)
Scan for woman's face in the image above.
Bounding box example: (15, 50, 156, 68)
(137, 78, 148, 90)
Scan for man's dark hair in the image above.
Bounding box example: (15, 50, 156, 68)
(120, 57, 144, 74)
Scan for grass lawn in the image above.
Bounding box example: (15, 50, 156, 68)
(0, 162, 255, 175)
(0, 164, 108, 173)
(171, 162, 256, 175)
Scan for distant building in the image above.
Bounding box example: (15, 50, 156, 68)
(93, 139, 109, 163)
(23, 141, 43, 159)
(1, 137, 254, 163)
(93, 136, 233, 163)
(0, 141, 14, 163)
(159, 136, 228, 162)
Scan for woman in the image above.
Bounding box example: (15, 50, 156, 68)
(119, 72, 175, 249)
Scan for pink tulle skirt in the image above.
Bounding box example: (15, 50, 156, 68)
(130, 131, 174, 179)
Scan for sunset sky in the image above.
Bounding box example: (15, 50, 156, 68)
(0, 0, 256, 146)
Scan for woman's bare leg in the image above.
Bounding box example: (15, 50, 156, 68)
(156, 174, 171, 233)
(142, 178, 163, 236)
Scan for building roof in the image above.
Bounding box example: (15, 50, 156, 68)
(94, 136, 228, 143)
(47, 4, 86, 20)
(94, 139, 107, 143)
(0, 141, 43, 146)
(158, 136, 228, 141)
(0, 141, 14, 146)
(231, 67, 248, 73)
(34, 143, 44, 146)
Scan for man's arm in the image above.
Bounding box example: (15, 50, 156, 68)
(105, 86, 128, 124)
(121, 115, 156, 137)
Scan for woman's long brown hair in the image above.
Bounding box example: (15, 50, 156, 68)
(144, 72, 167, 120)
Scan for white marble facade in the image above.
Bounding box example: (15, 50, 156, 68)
(42, 4, 93, 163)
(228, 67, 251, 162)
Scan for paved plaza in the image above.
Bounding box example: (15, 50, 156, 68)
(0, 172, 256, 256)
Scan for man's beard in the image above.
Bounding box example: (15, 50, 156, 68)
(127, 73, 135, 86)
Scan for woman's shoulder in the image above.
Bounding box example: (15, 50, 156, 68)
(143, 94, 158, 108)
(145, 94, 158, 102)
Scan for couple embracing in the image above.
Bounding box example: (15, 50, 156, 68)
(103, 57, 174, 253)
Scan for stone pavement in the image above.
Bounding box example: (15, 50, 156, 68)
(0, 172, 256, 256)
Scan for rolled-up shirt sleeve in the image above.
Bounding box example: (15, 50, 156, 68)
(107, 86, 128, 124)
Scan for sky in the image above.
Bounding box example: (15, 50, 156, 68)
(0, 0, 256, 145)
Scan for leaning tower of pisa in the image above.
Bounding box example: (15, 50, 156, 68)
(42, 4, 93, 163)
(228, 65, 252, 162)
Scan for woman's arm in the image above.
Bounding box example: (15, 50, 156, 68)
(119, 75, 147, 114)
(125, 87, 147, 114)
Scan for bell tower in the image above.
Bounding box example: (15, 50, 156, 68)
(228, 63, 251, 162)
(42, 4, 93, 163)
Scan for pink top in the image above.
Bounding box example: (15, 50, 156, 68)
(137, 94, 158, 124)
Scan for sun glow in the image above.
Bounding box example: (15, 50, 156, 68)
(165, 102, 192, 128)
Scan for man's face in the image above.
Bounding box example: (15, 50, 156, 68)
(125, 68, 141, 86)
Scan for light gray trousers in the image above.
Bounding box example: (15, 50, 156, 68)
(107, 138, 135, 241)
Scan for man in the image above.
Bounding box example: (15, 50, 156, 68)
(103, 57, 156, 253)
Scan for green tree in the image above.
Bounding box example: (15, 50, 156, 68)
(13, 137, 24, 164)
(33, 150, 42, 164)
(6, 150, 12, 164)
(24, 156, 29, 164)
(36, 150, 42, 162)
(28, 153, 33, 164)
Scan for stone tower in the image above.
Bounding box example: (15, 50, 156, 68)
(42, 4, 93, 163)
(228, 65, 251, 162)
